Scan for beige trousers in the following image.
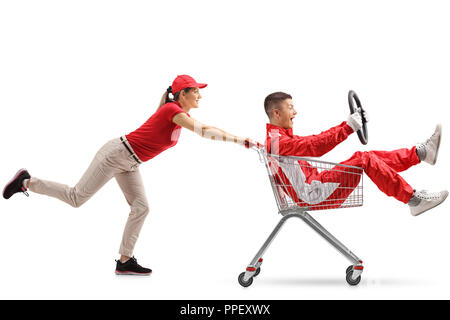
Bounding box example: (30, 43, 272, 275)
(29, 137, 149, 257)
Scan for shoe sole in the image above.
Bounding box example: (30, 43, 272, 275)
(2, 168, 28, 199)
(412, 191, 448, 216)
(431, 124, 442, 165)
(115, 270, 152, 276)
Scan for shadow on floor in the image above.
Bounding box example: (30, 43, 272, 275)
(255, 277, 431, 287)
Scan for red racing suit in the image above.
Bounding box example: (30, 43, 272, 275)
(265, 122, 419, 207)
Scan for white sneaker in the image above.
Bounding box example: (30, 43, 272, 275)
(410, 190, 448, 216)
(418, 124, 442, 165)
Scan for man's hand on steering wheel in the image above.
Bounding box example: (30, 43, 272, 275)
(347, 108, 369, 132)
(347, 111, 363, 132)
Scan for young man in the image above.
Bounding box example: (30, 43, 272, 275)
(264, 91, 448, 216)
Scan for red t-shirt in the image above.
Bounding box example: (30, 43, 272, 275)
(126, 102, 189, 162)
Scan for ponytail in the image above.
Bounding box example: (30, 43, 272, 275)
(157, 86, 193, 110)
(157, 86, 174, 110)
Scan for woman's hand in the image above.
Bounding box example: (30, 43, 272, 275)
(243, 138, 263, 149)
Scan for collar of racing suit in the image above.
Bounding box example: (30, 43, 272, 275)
(266, 123, 293, 137)
(265, 123, 294, 153)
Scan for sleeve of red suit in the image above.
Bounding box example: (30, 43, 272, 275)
(277, 122, 354, 157)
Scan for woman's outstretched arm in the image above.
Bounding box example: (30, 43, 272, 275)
(172, 113, 257, 148)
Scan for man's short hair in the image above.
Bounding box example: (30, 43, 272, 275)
(264, 92, 292, 119)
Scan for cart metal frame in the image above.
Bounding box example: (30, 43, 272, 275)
(238, 148, 365, 287)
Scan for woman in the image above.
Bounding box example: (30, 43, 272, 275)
(3, 75, 256, 276)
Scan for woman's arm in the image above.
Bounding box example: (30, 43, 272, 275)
(172, 113, 256, 147)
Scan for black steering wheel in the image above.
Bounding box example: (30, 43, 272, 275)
(348, 90, 368, 145)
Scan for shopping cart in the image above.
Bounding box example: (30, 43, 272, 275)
(238, 147, 365, 287)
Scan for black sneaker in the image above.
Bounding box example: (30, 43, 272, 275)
(3, 168, 31, 199)
(115, 256, 152, 276)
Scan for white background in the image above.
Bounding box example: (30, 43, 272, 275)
(0, 0, 449, 300)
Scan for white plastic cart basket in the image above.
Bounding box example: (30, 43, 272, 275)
(238, 147, 365, 287)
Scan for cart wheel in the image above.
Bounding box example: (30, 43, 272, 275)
(254, 267, 261, 277)
(238, 272, 254, 287)
(346, 265, 353, 274)
(346, 270, 362, 286)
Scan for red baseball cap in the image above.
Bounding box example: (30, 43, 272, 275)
(171, 75, 207, 93)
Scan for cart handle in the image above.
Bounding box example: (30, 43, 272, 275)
(243, 138, 263, 150)
(247, 141, 264, 150)
(247, 141, 265, 162)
